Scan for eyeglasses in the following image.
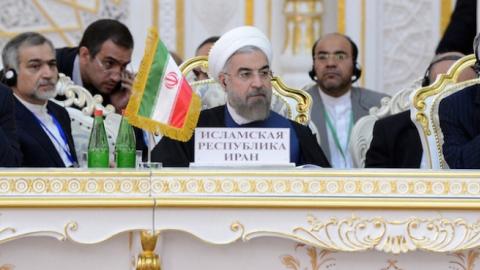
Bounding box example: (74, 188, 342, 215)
(95, 57, 128, 76)
(314, 52, 349, 62)
(223, 68, 273, 82)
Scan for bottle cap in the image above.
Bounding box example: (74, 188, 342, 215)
(94, 109, 103, 117)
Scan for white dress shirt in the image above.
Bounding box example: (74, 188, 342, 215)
(72, 55, 83, 87)
(15, 95, 73, 167)
(318, 88, 353, 168)
(226, 102, 254, 125)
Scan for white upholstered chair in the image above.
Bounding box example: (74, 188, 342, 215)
(179, 56, 313, 125)
(410, 54, 479, 169)
(52, 73, 121, 166)
(348, 78, 423, 168)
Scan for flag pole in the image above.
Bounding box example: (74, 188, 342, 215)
(147, 132, 154, 163)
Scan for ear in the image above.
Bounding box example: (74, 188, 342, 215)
(218, 73, 227, 88)
(78, 46, 91, 62)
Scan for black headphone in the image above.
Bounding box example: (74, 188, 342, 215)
(1, 69, 17, 87)
(421, 54, 464, 87)
(309, 34, 362, 83)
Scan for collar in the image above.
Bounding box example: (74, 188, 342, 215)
(318, 87, 351, 108)
(14, 93, 48, 117)
(226, 102, 255, 125)
(72, 55, 83, 86)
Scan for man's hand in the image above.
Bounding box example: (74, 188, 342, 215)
(110, 70, 135, 113)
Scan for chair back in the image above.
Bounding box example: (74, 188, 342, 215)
(349, 78, 422, 168)
(410, 54, 480, 169)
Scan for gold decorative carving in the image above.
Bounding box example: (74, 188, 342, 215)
(176, 0, 185, 59)
(6, 169, 480, 202)
(279, 215, 480, 254)
(283, 0, 323, 54)
(136, 231, 161, 270)
(449, 249, 480, 270)
(281, 243, 336, 270)
(412, 54, 476, 137)
(381, 259, 404, 270)
(0, 265, 15, 270)
(440, 0, 452, 36)
(245, 0, 254, 25)
(337, 0, 345, 33)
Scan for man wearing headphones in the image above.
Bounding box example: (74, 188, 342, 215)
(365, 52, 476, 168)
(439, 33, 480, 169)
(306, 33, 387, 168)
(2, 32, 78, 167)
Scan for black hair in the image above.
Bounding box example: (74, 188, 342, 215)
(78, 19, 134, 57)
(195, 36, 220, 54)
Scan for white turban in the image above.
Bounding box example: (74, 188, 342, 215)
(208, 26, 272, 82)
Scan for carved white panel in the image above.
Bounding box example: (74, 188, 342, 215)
(381, 0, 436, 95)
(0, 0, 130, 67)
(159, 0, 177, 51)
(184, 0, 244, 59)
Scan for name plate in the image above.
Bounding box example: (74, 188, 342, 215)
(193, 128, 290, 166)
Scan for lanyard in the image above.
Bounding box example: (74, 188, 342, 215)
(34, 112, 75, 165)
(323, 107, 353, 163)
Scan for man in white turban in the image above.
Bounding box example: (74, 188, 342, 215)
(152, 26, 330, 167)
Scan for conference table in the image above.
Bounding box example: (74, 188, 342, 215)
(1, 168, 479, 270)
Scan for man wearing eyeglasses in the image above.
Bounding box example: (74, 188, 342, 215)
(151, 26, 330, 167)
(306, 33, 388, 168)
(55, 19, 134, 113)
(2, 32, 77, 167)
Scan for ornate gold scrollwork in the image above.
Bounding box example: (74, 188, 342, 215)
(281, 244, 336, 270)
(136, 231, 161, 270)
(287, 215, 480, 254)
(449, 249, 480, 270)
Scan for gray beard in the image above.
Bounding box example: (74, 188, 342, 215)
(227, 88, 272, 122)
(233, 98, 271, 121)
(33, 87, 57, 101)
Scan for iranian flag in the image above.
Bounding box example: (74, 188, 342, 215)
(125, 28, 200, 142)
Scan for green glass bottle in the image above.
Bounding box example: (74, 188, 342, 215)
(87, 109, 109, 168)
(115, 111, 136, 168)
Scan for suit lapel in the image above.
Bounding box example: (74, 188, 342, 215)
(15, 99, 65, 166)
(350, 87, 370, 122)
(308, 85, 331, 160)
(47, 101, 77, 163)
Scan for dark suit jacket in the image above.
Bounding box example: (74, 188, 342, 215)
(439, 84, 480, 168)
(365, 110, 423, 168)
(15, 98, 78, 167)
(0, 84, 21, 166)
(56, 47, 78, 78)
(436, 0, 476, 55)
(151, 106, 331, 167)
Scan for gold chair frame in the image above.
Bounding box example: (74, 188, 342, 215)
(411, 54, 480, 168)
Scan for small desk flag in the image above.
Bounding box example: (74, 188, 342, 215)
(125, 28, 201, 142)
